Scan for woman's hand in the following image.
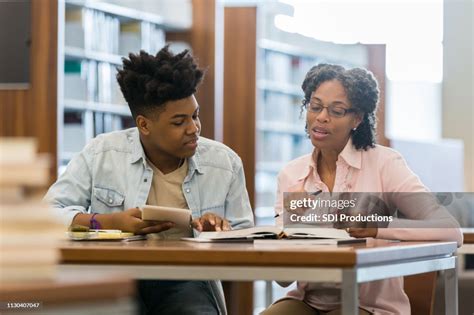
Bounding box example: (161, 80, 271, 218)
(192, 212, 231, 232)
(347, 227, 378, 238)
(283, 183, 310, 216)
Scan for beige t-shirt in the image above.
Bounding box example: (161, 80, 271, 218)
(146, 158, 192, 239)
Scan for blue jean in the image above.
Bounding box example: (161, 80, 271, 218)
(137, 280, 219, 315)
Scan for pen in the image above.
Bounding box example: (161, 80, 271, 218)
(311, 190, 323, 196)
(274, 190, 323, 218)
(122, 235, 147, 242)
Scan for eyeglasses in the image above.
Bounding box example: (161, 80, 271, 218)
(305, 102, 358, 118)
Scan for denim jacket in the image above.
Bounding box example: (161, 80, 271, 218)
(45, 127, 254, 315)
(45, 127, 254, 229)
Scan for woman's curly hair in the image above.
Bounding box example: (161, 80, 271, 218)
(301, 64, 379, 150)
(116, 46, 204, 118)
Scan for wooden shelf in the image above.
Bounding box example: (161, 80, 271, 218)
(67, 0, 162, 24)
(63, 99, 131, 116)
(258, 38, 320, 59)
(64, 46, 123, 65)
(257, 121, 305, 136)
(65, 0, 189, 31)
(257, 79, 302, 97)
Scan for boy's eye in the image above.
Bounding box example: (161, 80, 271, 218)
(172, 121, 184, 126)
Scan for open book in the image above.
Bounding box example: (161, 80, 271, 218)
(67, 229, 140, 241)
(182, 226, 365, 244)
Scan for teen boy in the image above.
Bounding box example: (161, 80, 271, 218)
(45, 46, 254, 314)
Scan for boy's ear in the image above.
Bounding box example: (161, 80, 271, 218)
(136, 115, 151, 136)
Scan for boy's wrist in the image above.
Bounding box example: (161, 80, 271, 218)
(71, 213, 94, 228)
(94, 213, 118, 230)
(70, 212, 122, 231)
(90, 213, 102, 229)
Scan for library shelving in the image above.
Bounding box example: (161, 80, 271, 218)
(57, 0, 190, 170)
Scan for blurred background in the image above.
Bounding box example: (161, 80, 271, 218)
(0, 0, 472, 314)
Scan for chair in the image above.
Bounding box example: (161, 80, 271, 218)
(404, 272, 438, 315)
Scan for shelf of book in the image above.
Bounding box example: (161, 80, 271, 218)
(64, 46, 123, 65)
(58, 0, 190, 167)
(257, 79, 302, 97)
(63, 99, 131, 116)
(66, 0, 166, 26)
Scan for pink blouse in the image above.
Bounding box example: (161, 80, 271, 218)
(274, 139, 463, 315)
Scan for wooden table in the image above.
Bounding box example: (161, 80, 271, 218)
(0, 272, 135, 314)
(59, 239, 458, 315)
(462, 228, 474, 244)
(458, 228, 474, 255)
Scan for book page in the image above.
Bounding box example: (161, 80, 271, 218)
(283, 227, 353, 239)
(196, 226, 282, 240)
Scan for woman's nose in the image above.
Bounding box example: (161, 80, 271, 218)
(316, 107, 330, 122)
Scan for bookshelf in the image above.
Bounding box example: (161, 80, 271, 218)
(57, 0, 190, 169)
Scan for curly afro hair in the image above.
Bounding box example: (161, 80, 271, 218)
(301, 63, 380, 150)
(116, 45, 204, 118)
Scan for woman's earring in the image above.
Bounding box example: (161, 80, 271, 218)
(352, 127, 357, 131)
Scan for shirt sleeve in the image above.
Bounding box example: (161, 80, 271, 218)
(376, 151, 463, 246)
(43, 145, 94, 227)
(224, 156, 255, 229)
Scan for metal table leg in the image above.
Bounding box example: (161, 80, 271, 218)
(444, 256, 458, 315)
(342, 269, 358, 315)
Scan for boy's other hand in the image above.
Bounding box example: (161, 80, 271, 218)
(192, 212, 231, 232)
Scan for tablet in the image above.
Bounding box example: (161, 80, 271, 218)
(141, 205, 192, 229)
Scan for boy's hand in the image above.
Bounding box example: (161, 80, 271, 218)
(192, 212, 231, 232)
(108, 208, 175, 234)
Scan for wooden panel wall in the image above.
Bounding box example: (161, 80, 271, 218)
(222, 7, 257, 315)
(367, 44, 390, 147)
(191, 0, 217, 140)
(223, 6, 256, 208)
(0, 0, 58, 182)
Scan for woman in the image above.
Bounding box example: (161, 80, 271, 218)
(262, 64, 462, 315)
